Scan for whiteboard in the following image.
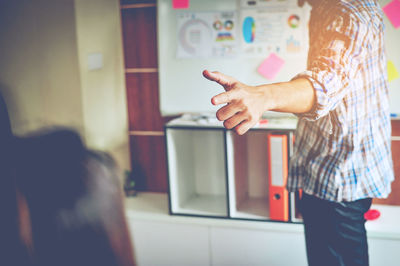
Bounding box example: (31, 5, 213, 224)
(381, 0, 400, 115)
(158, 0, 400, 116)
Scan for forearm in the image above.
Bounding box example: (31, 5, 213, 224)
(260, 78, 316, 114)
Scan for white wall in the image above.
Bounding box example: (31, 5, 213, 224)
(0, 0, 130, 172)
(0, 0, 84, 134)
(74, 0, 130, 172)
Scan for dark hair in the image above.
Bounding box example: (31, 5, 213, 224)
(13, 128, 135, 266)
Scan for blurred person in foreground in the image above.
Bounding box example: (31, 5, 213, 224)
(1, 126, 135, 265)
(203, 0, 393, 265)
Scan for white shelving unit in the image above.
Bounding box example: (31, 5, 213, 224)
(166, 127, 228, 217)
(165, 116, 298, 222)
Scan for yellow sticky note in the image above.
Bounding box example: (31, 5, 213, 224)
(388, 60, 399, 82)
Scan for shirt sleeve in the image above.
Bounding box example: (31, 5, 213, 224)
(294, 10, 367, 121)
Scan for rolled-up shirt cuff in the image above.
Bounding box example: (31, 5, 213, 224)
(291, 71, 330, 121)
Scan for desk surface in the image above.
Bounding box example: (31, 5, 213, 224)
(125, 192, 400, 239)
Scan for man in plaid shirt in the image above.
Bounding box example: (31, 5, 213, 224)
(203, 0, 393, 265)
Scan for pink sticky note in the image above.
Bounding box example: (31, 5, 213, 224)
(257, 53, 285, 80)
(383, 0, 400, 29)
(173, 0, 189, 9)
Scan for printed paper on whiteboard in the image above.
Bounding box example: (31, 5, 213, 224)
(240, 2, 307, 58)
(176, 11, 238, 58)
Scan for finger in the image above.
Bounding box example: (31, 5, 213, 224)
(235, 120, 254, 135)
(203, 70, 235, 89)
(216, 103, 242, 121)
(211, 90, 240, 105)
(223, 112, 247, 130)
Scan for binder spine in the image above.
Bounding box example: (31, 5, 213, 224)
(268, 134, 289, 221)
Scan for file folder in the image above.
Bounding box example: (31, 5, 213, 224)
(268, 134, 289, 221)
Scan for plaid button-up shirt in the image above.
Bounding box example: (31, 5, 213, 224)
(287, 0, 394, 202)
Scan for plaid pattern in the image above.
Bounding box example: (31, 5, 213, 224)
(287, 0, 394, 202)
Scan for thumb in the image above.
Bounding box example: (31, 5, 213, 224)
(202, 70, 235, 90)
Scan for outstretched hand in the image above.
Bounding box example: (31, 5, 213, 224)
(203, 70, 269, 135)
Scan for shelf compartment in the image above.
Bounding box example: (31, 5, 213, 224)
(290, 191, 303, 222)
(166, 128, 228, 217)
(227, 131, 271, 220)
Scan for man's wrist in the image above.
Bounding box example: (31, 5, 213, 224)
(258, 83, 279, 112)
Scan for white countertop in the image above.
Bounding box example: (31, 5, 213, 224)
(125, 192, 303, 234)
(125, 192, 400, 239)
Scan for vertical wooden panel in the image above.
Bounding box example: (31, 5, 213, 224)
(374, 121, 400, 205)
(392, 120, 400, 136)
(125, 73, 178, 131)
(130, 135, 168, 192)
(126, 73, 163, 131)
(121, 7, 158, 68)
(121, 3, 178, 192)
(373, 140, 400, 205)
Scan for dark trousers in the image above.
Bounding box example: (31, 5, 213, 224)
(300, 193, 372, 266)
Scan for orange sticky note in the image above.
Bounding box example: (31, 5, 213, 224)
(388, 60, 399, 82)
(257, 53, 285, 80)
(173, 0, 189, 9)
